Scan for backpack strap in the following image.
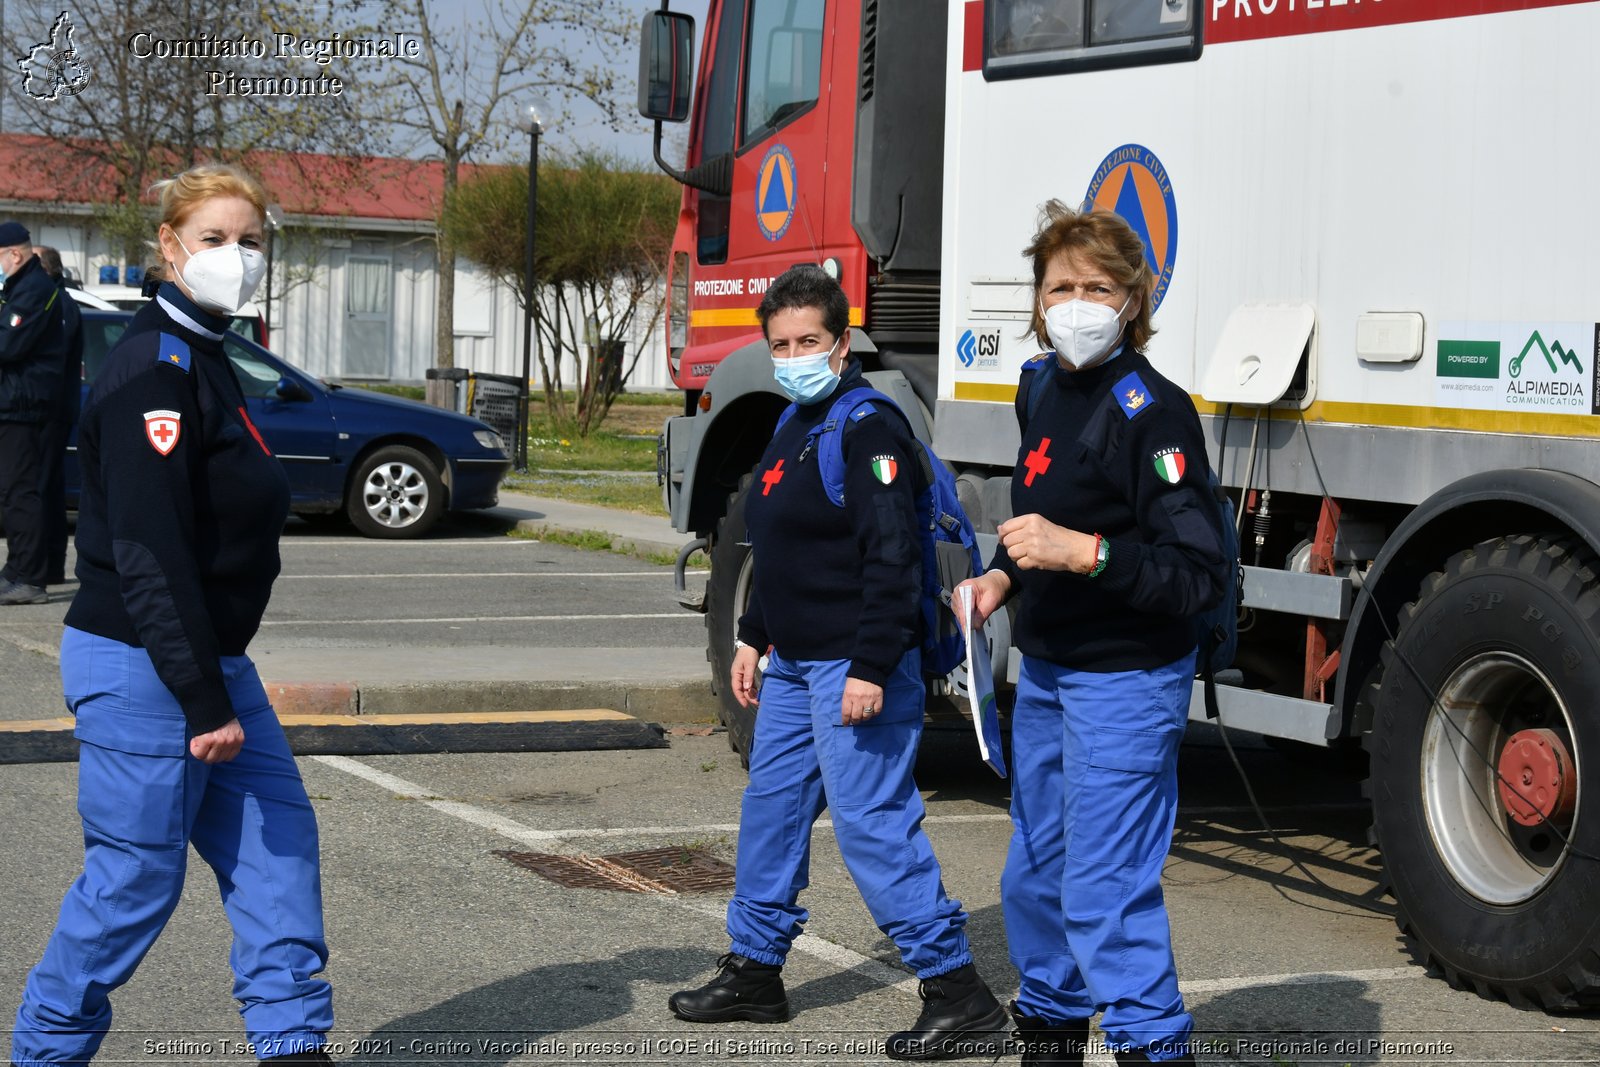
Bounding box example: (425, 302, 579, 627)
(808, 386, 888, 507)
(1018, 354, 1052, 433)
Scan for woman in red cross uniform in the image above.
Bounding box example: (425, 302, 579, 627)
(960, 203, 1229, 1067)
(10, 164, 334, 1067)
(669, 265, 1006, 1059)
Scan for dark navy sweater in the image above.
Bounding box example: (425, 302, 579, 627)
(65, 284, 290, 733)
(737, 365, 922, 687)
(989, 346, 1227, 672)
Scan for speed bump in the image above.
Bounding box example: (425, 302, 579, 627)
(0, 709, 666, 765)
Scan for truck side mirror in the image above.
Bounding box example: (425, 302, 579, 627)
(637, 10, 694, 122)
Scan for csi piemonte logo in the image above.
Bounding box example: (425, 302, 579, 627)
(17, 11, 90, 101)
(1084, 144, 1178, 312)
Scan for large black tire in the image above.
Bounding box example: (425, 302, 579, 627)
(705, 477, 758, 767)
(347, 445, 446, 539)
(1364, 534, 1600, 1009)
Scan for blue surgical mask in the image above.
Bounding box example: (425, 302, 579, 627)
(772, 341, 841, 405)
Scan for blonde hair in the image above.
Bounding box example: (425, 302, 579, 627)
(1024, 199, 1157, 353)
(150, 163, 268, 232)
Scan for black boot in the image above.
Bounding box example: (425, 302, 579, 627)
(1114, 1046, 1195, 1066)
(668, 952, 790, 1023)
(260, 1051, 334, 1066)
(885, 962, 1009, 1060)
(1010, 1002, 1090, 1066)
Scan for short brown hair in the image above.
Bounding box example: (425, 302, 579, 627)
(1024, 200, 1157, 353)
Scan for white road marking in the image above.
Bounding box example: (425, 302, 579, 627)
(259, 613, 695, 626)
(1181, 966, 1421, 994)
(311, 755, 1417, 1007)
(278, 571, 707, 581)
(282, 539, 546, 547)
(0, 632, 59, 658)
(311, 755, 920, 995)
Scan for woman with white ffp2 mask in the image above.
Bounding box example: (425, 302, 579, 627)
(160, 196, 268, 316)
(954, 202, 1227, 1067)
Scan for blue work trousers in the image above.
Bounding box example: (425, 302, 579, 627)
(11, 628, 332, 1066)
(1002, 652, 1196, 1061)
(726, 650, 973, 979)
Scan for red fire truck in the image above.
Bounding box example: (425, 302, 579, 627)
(641, 0, 1600, 1009)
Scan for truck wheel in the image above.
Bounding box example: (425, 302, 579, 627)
(1364, 534, 1600, 1009)
(705, 477, 757, 767)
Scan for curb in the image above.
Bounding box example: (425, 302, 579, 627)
(0, 710, 671, 765)
(263, 679, 717, 724)
(512, 519, 685, 562)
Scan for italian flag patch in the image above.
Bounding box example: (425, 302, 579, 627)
(871, 454, 899, 485)
(1153, 447, 1186, 484)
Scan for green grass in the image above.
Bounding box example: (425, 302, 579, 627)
(502, 471, 664, 513)
(364, 384, 427, 401)
(506, 524, 707, 567)
(522, 429, 657, 472)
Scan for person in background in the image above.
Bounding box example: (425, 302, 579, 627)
(8, 164, 336, 1067)
(31, 245, 83, 586)
(669, 265, 1006, 1060)
(0, 222, 67, 605)
(959, 202, 1227, 1066)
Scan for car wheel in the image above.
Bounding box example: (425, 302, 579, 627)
(347, 445, 445, 539)
(705, 476, 757, 769)
(1364, 534, 1600, 1009)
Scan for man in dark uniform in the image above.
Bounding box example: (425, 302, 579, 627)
(30, 245, 84, 586)
(0, 221, 68, 605)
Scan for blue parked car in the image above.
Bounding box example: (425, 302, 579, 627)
(68, 309, 513, 538)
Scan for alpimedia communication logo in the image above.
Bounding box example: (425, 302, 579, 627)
(17, 11, 91, 101)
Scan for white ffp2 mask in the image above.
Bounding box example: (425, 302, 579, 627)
(174, 234, 267, 315)
(1043, 296, 1130, 370)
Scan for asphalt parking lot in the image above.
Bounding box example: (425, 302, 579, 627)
(2, 508, 1598, 1064)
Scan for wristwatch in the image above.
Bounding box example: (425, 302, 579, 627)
(734, 639, 751, 652)
(1087, 534, 1110, 578)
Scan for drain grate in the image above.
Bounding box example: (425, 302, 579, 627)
(496, 847, 736, 894)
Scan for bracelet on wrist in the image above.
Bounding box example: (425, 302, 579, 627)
(1087, 533, 1109, 578)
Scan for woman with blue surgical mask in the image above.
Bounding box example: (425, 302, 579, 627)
(670, 265, 1006, 1059)
(957, 203, 1229, 1067)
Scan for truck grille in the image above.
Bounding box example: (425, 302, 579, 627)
(867, 280, 939, 344)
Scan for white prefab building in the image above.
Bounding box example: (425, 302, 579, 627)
(0, 135, 671, 391)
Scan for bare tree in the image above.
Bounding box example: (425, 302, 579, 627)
(367, 0, 635, 406)
(1, 0, 384, 260)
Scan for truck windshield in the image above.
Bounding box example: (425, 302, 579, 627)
(741, 0, 824, 146)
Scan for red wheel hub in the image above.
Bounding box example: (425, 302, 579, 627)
(1497, 728, 1577, 828)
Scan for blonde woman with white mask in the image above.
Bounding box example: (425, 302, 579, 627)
(10, 164, 336, 1067)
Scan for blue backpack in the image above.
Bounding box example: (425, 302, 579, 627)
(775, 386, 984, 678)
(1022, 365, 1240, 685)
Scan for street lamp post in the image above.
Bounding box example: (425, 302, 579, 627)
(515, 102, 545, 473)
(264, 203, 283, 345)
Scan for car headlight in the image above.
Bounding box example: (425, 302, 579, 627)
(474, 429, 507, 453)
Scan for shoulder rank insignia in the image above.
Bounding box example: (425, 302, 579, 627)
(157, 332, 191, 373)
(850, 403, 877, 421)
(1113, 371, 1157, 420)
(1023, 352, 1052, 367)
